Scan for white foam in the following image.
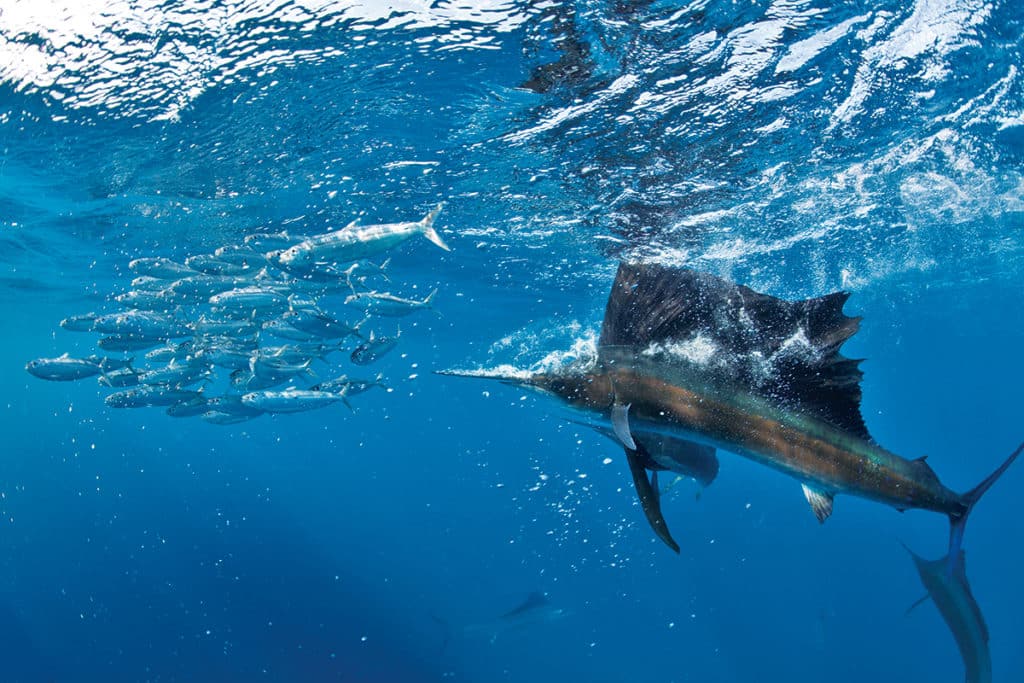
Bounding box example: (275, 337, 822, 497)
(531, 330, 599, 374)
(451, 364, 536, 381)
(642, 333, 722, 367)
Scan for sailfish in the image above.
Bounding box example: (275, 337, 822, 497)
(440, 261, 1021, 683)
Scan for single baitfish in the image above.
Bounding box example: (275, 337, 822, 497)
(213, 244, 266, 266)
(229, 368, 290, 391)
(93, 310, 190, 339)
(130, 276, 168, 292)
(311, 372, 388, 396)
(195, 342, 254, 371)
(191, 316, 259, 338)
(201, 410, 261, 425)
(145, 341, 199, 364)
(105, 387, 202, 408)
(165, 395, 210, 418)
(281, 308, 362, 339)
(204, 394, 265, 418)
(350, 329, 400, 365)
(256, 343, 335, 365)
(184, 254, 255, 276)
(339, 259, 391, 292)
(138, 360, 212, 387)
(166, 275, 256, 303)
(209, 286, 289, 316)
(127, 257, 198, 280)
(97, 367, 143, 388)
(240, 389, 346, 414)
(274, 205, 448, 272)
(261, 318, 318, 342)
(113, 289, 175, 311)
(250, 353, 313, 384)
(345, 288, 437, 317)
(25, 354, 102, 381)
(59, 312, 99, 332)
(243, 230, 309, 251)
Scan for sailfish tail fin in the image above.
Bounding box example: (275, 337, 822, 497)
(949, 441, 1024, 559)
(901, 443, 1020, 683)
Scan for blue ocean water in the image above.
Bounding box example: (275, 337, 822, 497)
(2, 1, 1023, 681)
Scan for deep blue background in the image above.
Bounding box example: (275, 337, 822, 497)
(1, 1, 1023, 681)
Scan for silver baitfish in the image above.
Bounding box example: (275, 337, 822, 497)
(196, 343, 254, 371)
(130, 276, 168, 292)
(350, 329, 400, 365)
(25, 354, 102, 381)
(127, 257, 198, 280)
(243, 230, 309, 251)
(98, 367, 143, 388)
(184, 254, 256, 276)
(312, 372, 387, 396)
(240, 389, 346, 413)
(201, 410, 261, 425)
(104, 387, 203, 408)
(278, 268, 359, 295)
(166, 275, 254, 303)
(204, 395, 265, 417)
(93, 311, 191, 339)
(59, 313, 99, 332)
(282, 308, 362, 339)
(256, 344, 333, 365)
(166, 395, 210, 417)
(98, 336, 164, 352)
(229, 368, 290, 391)
(344, 288, 437, 317)
(261, 319, 318, 342)
(340, 259, 391, 291)
(113, 289, 175, 311)
(214, 244, 267, 266)
(250, 353, 313, 383)
(209, 286, 289, 316)
(145, 341, 198, 364)
(191, 316, 259, 338)
(274, 205, 448, 272)
(138, 360, 212, 387)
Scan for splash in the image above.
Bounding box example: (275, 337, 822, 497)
(531, 329, 599, 374)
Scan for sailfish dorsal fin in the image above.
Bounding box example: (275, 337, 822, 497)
(501, 592, 549, 619)
(598, 262, 870, 440)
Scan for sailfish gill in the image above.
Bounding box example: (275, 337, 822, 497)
(439, 261, 1021, 683)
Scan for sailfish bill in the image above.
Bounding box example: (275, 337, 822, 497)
(439, 261, 1021, 683)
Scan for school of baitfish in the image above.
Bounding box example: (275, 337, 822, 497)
(25, 206, 449, 425)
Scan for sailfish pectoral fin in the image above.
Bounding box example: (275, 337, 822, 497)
(611, 401, 637, 450)
(625, 448, 680, 554)
(801, 483, 835, 524)
(904, 593, 931, 616)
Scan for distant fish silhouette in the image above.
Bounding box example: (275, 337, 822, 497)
(437, 592, 569, 651)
